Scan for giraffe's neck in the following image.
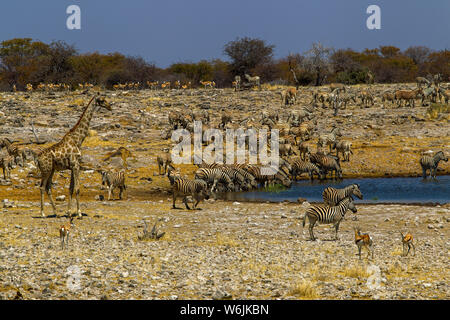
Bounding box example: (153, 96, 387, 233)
(66, 98, 98, 148)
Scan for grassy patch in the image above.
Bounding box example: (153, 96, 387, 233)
(289, 280, 318, 299)
(342, 265, 369, 279)
(426, 103, 449, 119)
(215, 232, 240, 247)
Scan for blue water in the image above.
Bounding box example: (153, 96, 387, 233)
(225, 175, 450, 204)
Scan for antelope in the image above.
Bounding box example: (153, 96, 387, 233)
(281, 88, 297, 105)
(147, 81, 159, 90)
(161, 81, 171, 89)
(394, 88, 423, 107)
(200, 80, 215, 89)
(400, 232, 415, 256)
(26, 83, 33, 92)
(354, 227, 374, 260)
(329, 83, 346, 92)
(59, 216, 75, 250)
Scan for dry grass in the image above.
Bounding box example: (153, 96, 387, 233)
(289, 279, 319, 299)
(342, 265, 369, 279)
(215, 232, 240, 247)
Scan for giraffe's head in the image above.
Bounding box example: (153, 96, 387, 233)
(95, 96, 112, 111)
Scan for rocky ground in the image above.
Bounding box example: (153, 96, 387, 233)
(0, 84, 448, 300)
(0, 200, 448, 300)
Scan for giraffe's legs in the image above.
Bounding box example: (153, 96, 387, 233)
(67, 166, 81, 218)
(41, 171, 57, 217)
(67, 169, 75, 216)
(46, 171, 57, 215)
(73, 166, 81, 218)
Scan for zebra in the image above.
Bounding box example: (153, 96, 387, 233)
(419, 151, 448, 179)
(421, 86, 438, 105)
(168, 169, 210, 210)
(333, 141, 352, 161)
(244, 74, 261, 90)
(317, 128, 342, 153)
(290, 159, 321, 181)
(194, 167, 235, 192)
(310, 153, 342, 180)
(298, 141, 311, 161)
(0, 138, 28, 167)
(0, 155, 15, 180)
(217, 166, 249, 191)
(322, 184, 363, 206)
(100, 169, 126, 200)
(230, 165, 258, 189)
(416, 76, 431, 88)
(302, 197, 357, 241)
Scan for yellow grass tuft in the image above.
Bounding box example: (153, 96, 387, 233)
(215, 232, 240, 247)
(342, 265, 369, 279)
(289, 280, 318, 299)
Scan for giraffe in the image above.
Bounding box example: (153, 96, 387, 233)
(36, 94, 112, 218)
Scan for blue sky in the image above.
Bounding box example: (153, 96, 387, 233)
(0, 0, 448, 67)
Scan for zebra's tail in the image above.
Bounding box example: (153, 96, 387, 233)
(302, 212, 307, 228)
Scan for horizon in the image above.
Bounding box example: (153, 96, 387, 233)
(0, 0, 449, 67)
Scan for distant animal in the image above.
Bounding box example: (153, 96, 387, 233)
(244, 74, 261, 90)
(100, 169, 126, 200)
(399, 232, 415, 257)
(157, 151, 173, 175)
(281, 88, 297, 105)
(103, 147, 133, 169)
(381, 91, 395, 106)
(394, 88, 423, 107)
(233, 75, 241, 91)
(416, 76, 431, 88)
(303, 197, 357, 241)
(354, 227, 374, 260)
(329, 83, 346, 92)
(298, 141, 312, 160)
(0, 155, 15, 180)
(419, 151, 448, 179)
(59, 216, 75, 250)
(200, 81, 215, 89)
(333, 141, 352, 161)
(317, 127, 342, 153)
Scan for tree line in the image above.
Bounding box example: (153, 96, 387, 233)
(0, 37, 448, 91)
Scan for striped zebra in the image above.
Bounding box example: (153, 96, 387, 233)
(194, 167, 235, 192)
(302, 197, 357, 241)
(419, 151, 448, 179)
(100, 169, 126, 200)
(168, 170, 210, 210)
(0, 138, 28, 167)
(310, 153, 342, 180)
(290, 159, 321, 180)
(317, 128, 342, 153)
(218, 166, 251, 191)
(322, 184, 363, 206)
(333, 141, 352, 162)
(0, 155, 15, 180)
